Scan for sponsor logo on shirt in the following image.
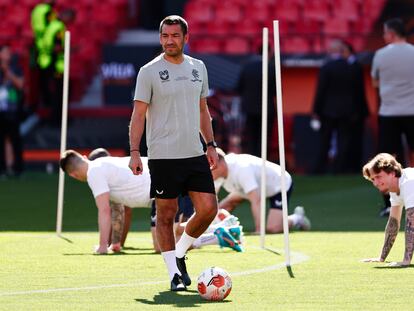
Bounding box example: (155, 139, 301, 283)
(190, 69, 202, 82)
(159, 70, 169, 82)
(175, 76, 189, 81)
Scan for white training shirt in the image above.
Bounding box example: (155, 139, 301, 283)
(389, 168, 414, 209)
(220, 153, 292, 198)
(133, 53, 209, 159)
(87, 156, 152, 208)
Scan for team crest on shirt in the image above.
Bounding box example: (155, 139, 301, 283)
(190, 69, 202, 82)
(159, 70, 169, 82)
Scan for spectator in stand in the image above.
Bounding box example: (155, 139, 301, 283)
(31, 0, 57, 59)
(0, 46, 24, 178)
(37, 8, 75, 126)
(371, 18, 414, 217)
(312, 39, 369, 174)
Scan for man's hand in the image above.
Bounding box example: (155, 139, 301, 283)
(361, 257, 384, 263)
(206, 147, 218, 170)
(129, 152, 143, 175)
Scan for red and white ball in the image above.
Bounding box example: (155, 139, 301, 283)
(197, 267, 232, 301)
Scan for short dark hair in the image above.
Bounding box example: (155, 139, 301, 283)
(159, 15, 188, 35)
(59, 150, 82, 173)
(88, 148, 110, 160)
(384, 18, 406, 37)
(362, 153, 402, 181)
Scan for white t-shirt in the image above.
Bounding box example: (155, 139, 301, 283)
(219, 153, 292, 198)
(389, 168, 414, 209)
(87, 157, 152, 208)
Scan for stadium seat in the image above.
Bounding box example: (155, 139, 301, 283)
(294, 19, 321, 35)
(223, 37, 251, 54)
(282, 37, 311, 54)
(247, 2, 272, 24)
(323, 19, 350, 36)
(238, 20, 261, 37)
(190, 38, 222, 54)
(184, 2, 214, 24)
(274, 2, 300, 22)
(303, 1, 331, 21)
(331, 1, 360, 22)
(215, 3, 244, 24)
(207, 20, 232, 37)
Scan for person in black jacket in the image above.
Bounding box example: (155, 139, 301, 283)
(312, 39, 369, 174)
(237, 49, 276, 158)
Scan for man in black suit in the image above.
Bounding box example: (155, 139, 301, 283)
(312, 40, 369, 174)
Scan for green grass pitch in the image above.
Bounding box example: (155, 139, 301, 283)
(1, 173, 414, 310)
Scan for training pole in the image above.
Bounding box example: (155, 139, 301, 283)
(56, 31, 71, 236)
(273, 21, 291, 266)
(260, 27, 269, 249)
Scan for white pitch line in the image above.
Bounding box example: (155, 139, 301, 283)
(0, 249, 309, 297)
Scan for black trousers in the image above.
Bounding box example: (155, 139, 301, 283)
(0, 113, 23, 174)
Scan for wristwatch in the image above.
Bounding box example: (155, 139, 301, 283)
(206, 141, 218, 148)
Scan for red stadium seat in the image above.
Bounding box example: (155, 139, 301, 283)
(190, 38, 222, 54)
(274, 2, 300, 22)
(215, 3, 244, 24)
(238, 20, 261, 37)
(247, 2, 272, 24)
(184, 2, 214, 24)
(207, 20, 232, 37)
(294, 19, 321, 35)
(303, 1, 331, 21)
(323, 19, 350, 36)
(282, 37, 311, 54)
(331, 1, 360, 22)
(223, 37, 251, 54)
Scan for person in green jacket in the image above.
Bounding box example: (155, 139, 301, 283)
(37, 8, 75, 126)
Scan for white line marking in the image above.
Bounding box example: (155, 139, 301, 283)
(0, 249, 309, 297)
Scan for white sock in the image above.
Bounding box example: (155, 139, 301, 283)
(162, 250, 180, 280)
(288, 214, 301, 227)
(192, 233, 218, 248)
(175, 231, 196, 258)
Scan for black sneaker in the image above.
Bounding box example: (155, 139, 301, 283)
(170, 273, 186, 291)
(176, 256, 191, 286)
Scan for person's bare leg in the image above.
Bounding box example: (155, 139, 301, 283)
(151, 227, 161, 253)
(266, 209, 294, 233)
(121, 206, 132, 247)
(156, 198, 178, 251)
(184, 192, 217, 238)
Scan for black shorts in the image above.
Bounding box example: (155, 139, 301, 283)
(150, 195, 195, 227)
(269, 182, 293, 210)
(148, 155, 215, 199)
(378, 116, 414, 155)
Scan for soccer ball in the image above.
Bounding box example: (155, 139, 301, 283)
(197, 267, 232, 301)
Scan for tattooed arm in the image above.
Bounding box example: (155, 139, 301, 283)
(109, 202, 124, 252)
(362, 205, 402, 263)
(389, 207, 414, 267)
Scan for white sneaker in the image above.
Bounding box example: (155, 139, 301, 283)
(294, 206, 311, 231)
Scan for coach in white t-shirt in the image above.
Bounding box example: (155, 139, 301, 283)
(59, 150, 152, 254)
(212, 149, 310, 234)
(362, 153, 414, 267)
